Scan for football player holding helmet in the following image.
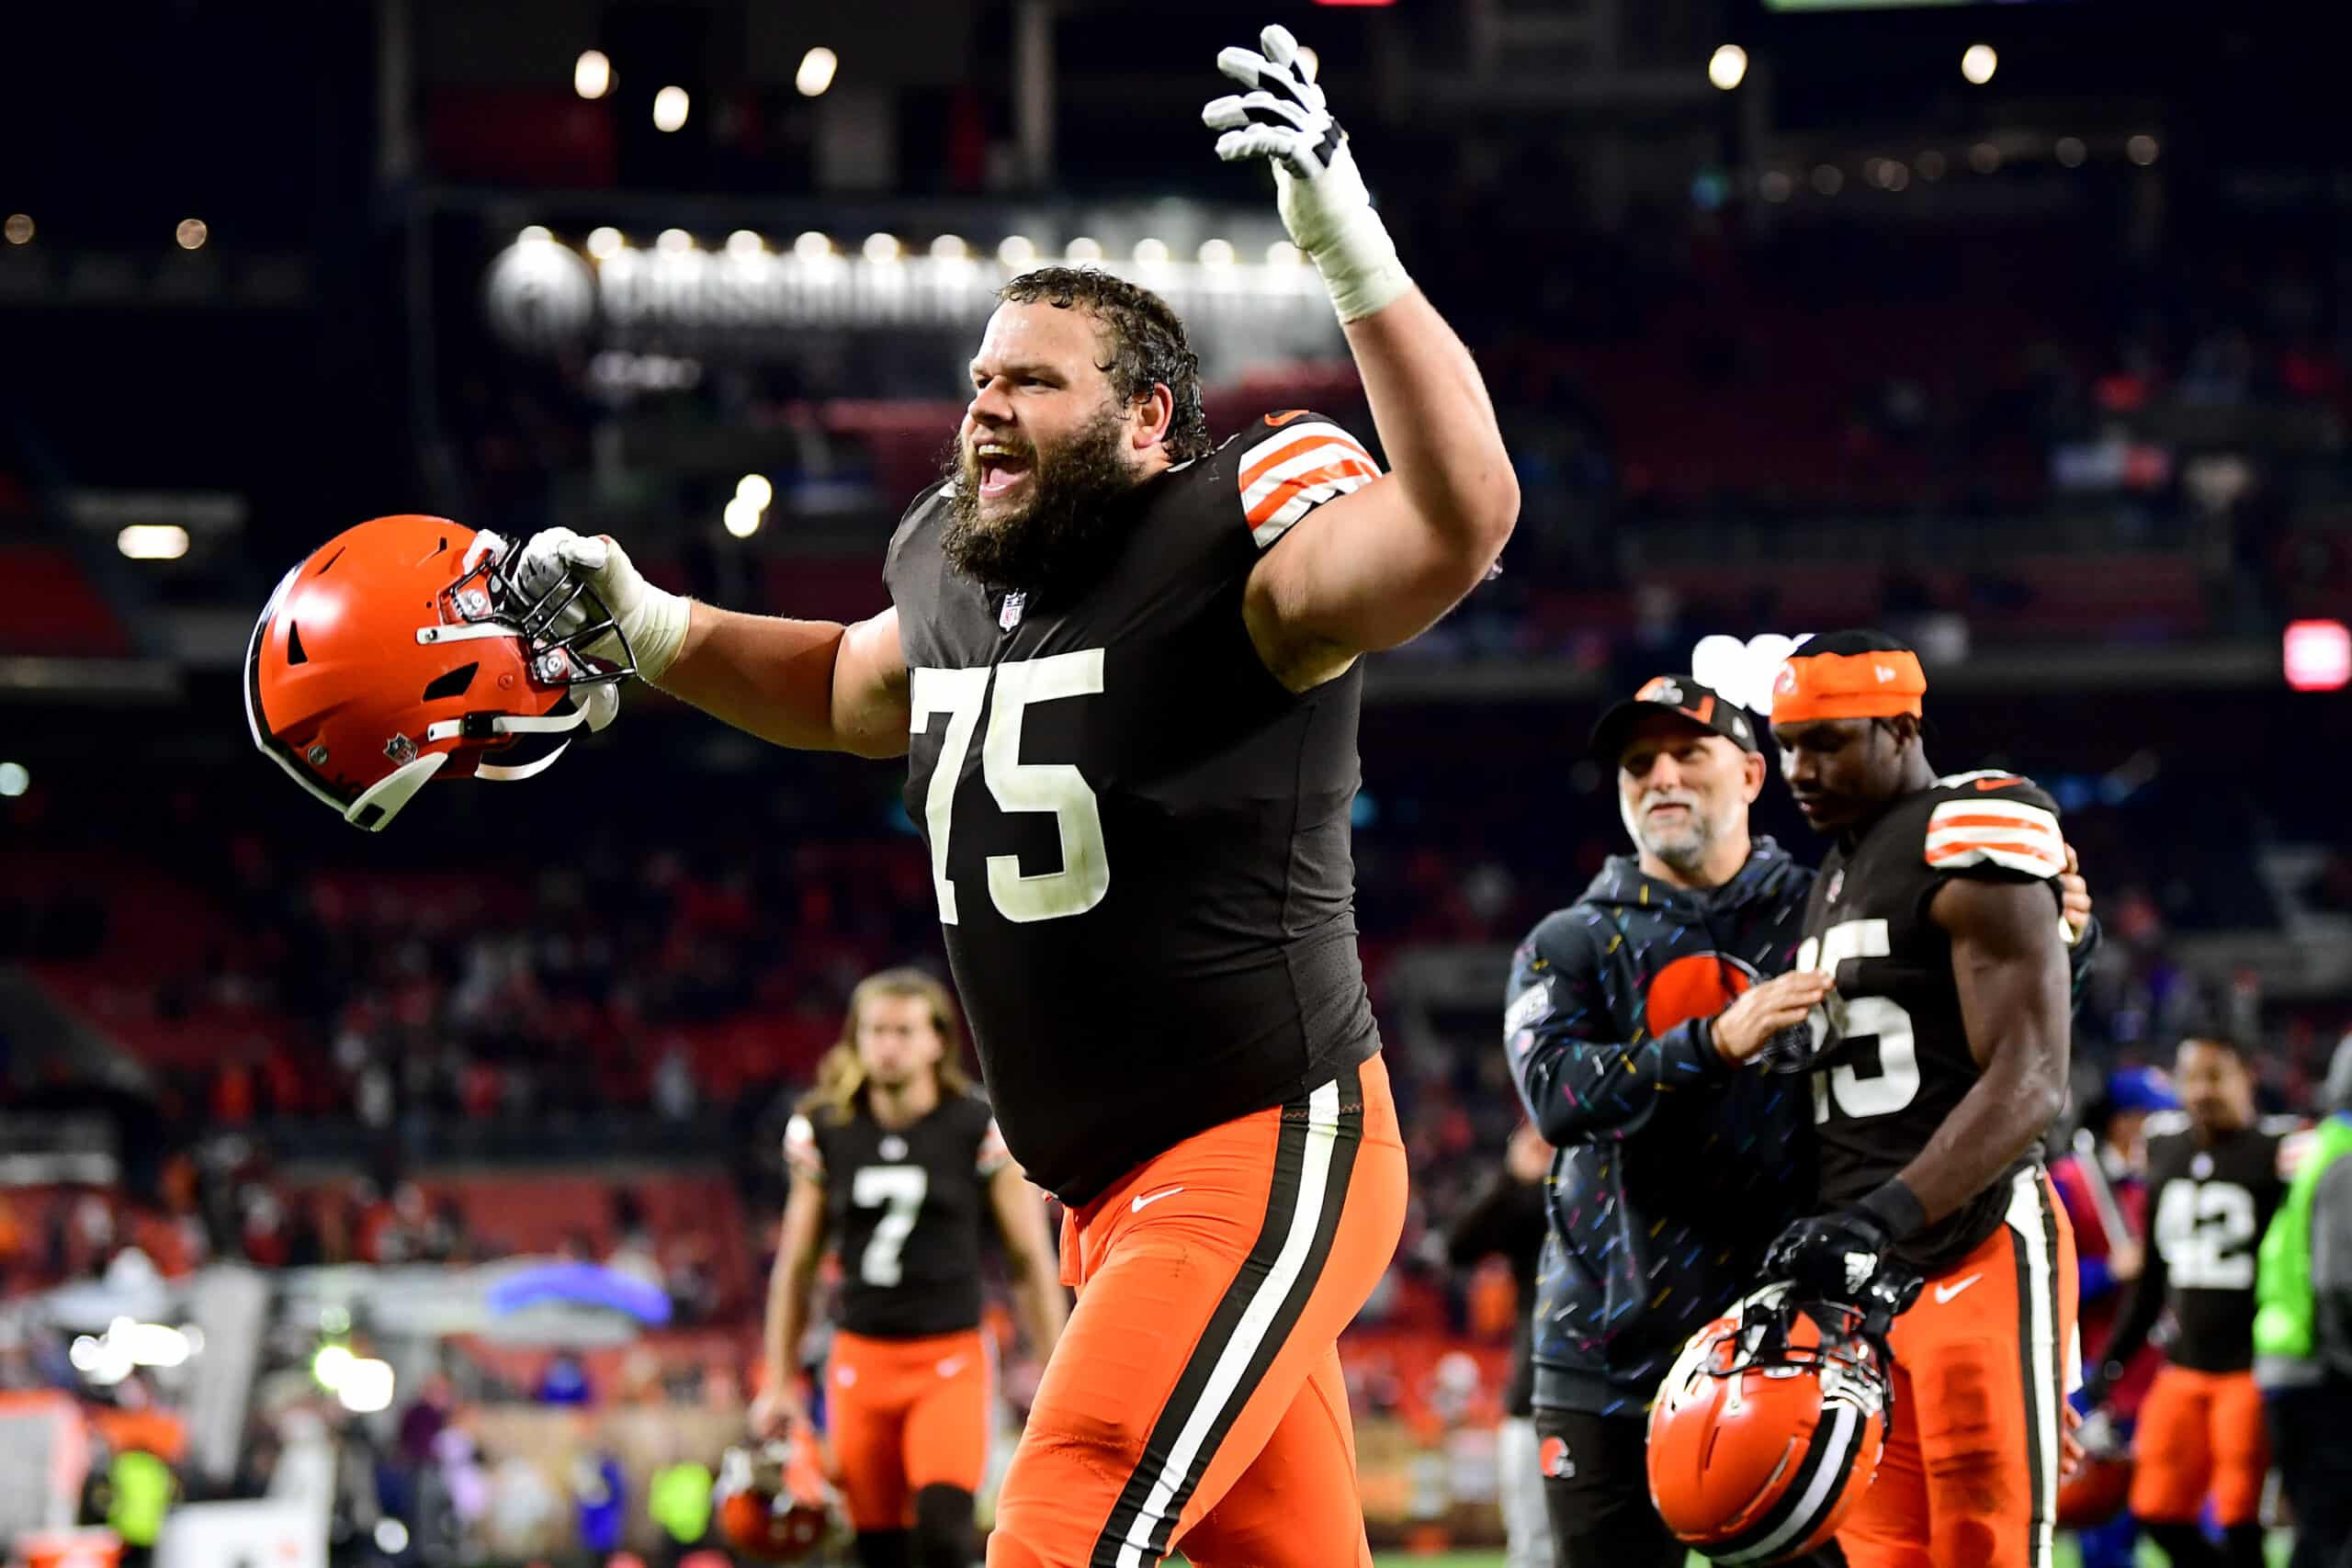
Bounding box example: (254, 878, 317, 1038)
(1645, 1271, 1918, 1565)
(244, 515, 627, 829)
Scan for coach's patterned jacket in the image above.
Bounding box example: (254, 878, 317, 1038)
(1503, 840, 1820, 1416)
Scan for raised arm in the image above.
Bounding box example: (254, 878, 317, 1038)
(1204, 27, 1517, 691)
(503, 529, 911, 757)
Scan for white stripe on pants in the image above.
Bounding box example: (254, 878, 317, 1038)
(1498, 1415, 1557, 1568)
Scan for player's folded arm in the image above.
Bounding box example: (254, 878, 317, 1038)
(1503, 913, 1733, 1145)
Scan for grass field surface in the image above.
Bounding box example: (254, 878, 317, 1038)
(1350, 1537, 2296, 1567)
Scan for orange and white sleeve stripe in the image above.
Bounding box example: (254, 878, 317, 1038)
(1924, 798, 2065, 879)
(1234, 420, 1381, 547)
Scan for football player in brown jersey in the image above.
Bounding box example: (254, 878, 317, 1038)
(753, 969, 1065, 1568)
(1765, 630, 2081, 1568)
(496, 21, 1515, 1566)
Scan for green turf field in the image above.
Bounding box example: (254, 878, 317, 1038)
(1353, 1537, 2297, 1567)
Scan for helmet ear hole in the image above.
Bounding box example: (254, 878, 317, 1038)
(286, 624, 309, 665)
(421, 661, 479, 702)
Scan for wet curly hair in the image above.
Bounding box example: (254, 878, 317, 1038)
(997, 266, 1213, 464)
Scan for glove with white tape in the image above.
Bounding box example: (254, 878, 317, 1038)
(1202, 25, 1411, 323)
(468, 527, 692, 686)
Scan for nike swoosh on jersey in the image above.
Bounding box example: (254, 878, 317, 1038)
(1131, 1185, 1184, 1213)
(1933, 1272, 1984, 1304)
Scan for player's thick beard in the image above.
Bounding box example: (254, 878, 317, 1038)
(940, 404, 1143, 602)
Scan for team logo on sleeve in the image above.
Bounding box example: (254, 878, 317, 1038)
(1505, 980, 1555, 1034)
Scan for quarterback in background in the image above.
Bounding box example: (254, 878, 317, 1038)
(489, 23, 1516, 1567)
(755, 970, 1066, 1568)
(1766, 630, 2080, 1568)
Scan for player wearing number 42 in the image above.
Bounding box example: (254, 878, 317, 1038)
(472, 26, 1515, 1566)
(1761, 630, 2086, 1568)
(755, 970, 1067, 1568)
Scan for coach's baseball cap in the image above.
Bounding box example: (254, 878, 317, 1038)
(1588, 674, 1759, 763)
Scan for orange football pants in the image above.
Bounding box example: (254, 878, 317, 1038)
(1839, 1169, 2080, 1568)
(826, 1325, 992, 1531)
(986, 1055, 1407, 1568)
(2127, 1365, 2269, 1527)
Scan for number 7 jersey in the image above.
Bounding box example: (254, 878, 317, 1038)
(1796, 771, 2071, 1274)
(883, 412, 1383, 1207)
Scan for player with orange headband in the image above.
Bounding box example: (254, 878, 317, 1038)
(1763, 628, 2081, 1568)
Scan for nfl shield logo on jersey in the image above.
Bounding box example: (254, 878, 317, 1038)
(1000, 592, 1026, 632)
(1826, 869, 1844, 904)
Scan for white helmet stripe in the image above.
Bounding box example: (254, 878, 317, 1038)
(1713, 1400, 1861, 1565)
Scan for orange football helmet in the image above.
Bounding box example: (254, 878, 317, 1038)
(244, 515, 630, 830)
(715, 1436, 842, 1562)
(1646, 1280, 1908, 1564)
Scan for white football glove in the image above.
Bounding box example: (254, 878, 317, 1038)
(1203, 25, 1410, 323)
(465, 527, 692, 685)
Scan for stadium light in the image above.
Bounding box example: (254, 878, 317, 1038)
(1133, 237, 1170, 265)
(1197, 238, 1236, 267)
(1266, 240, 1302, 266)
(3, 213, 30, 245)
(175, 218, 209, 251)
(2055, 137, 2086, 168)
(726, 230, 763, 259)
(797, 47, 839, 97)
(375, 1522, 410, 1555)
(1758, 170, 1792, 203)
(656, 228, 694, 254)
(997, 234, 1036, 268)
(118, 525, 189, 560)
(1961, 44, 1997, 85)
(2284, 620, 2351, 692)
(653, 85, 690, 132)
(863, 231, 902, 264)
(311, 1344, 356, 1391)
(1708, 45, 1747, 92)
(574, 50, 612, 100)
(337, 1358, 396, 1415)
(736, 474, 774, 509)
(1066, 236, 1103, 263)
(931, 234, 970, 260)
(1917, 150, 1948, 181)
(586, 226, 624, 259)
(794, 231, 833, 262)
(722, 496, 763, 539)
(0, 762, 28, 798)
(1811, 164, 1843, 196)
(2127, 134, 2160, 166)
(1970, 142, 2002, 175)
(517, 225, 552, 246)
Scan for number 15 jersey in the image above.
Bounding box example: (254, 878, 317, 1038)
(1797, 772, 2070, 1274)
(883, 412, 1383, 1207)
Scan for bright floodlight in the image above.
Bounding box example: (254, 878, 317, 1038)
(863, 231, 901, 264)
(312, 1344, 356, 1391)
(1708, 45, 1747, 91)
(574, 50, 612, 100)
(119, 525, 189, 560)
(3, 214, 30, 245)
(2285, 620, 2352, 692)
(1961, 44, 1997, 85)
(586, 226, 624, 259)
(1197, 238, 1236, 267)
(931, 234, 970, 260)
(723, 497, 763, 538)
(517, 225, 552, 246)
(653, 85, 690, 132)
(0, 762, 27, 798)
(656, 228, 694, 254)
(376, 1521, 410, 1555)
(797, 47, 839, 97)
(727, 230, 763, 259)
(997, 235, 1036, 268)
(736, 473, 774, 508)
(1133, 237, 1170, 265)
(794, 231, 832, 262)
(1266, 240, 1302, 266)
(1066, 236, 1102, 263)
(338, 1358, 396, 1414)
(175, 219, 208, 251)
